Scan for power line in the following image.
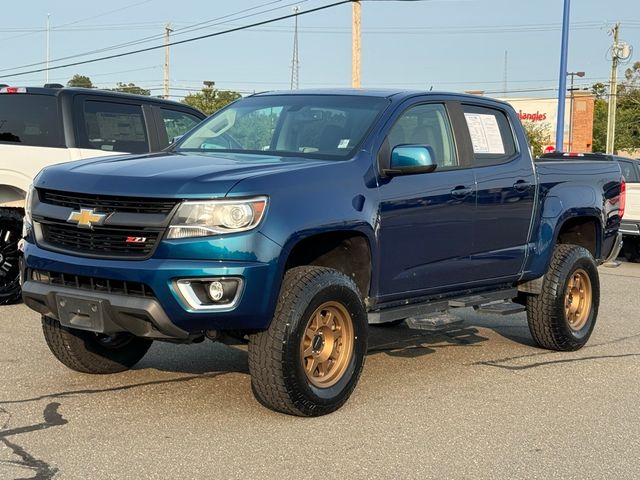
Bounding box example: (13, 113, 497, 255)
(0, 1, 352, 80)
(0, 0, 154, 43)
(0, 0, 306, 75)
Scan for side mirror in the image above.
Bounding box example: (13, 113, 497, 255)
(385, 145, 437, 176)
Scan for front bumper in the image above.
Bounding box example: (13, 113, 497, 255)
(22, 240, 282, 337)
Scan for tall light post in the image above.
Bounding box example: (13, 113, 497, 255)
(567, 70, 585, 152)
(555, 0, 571, 151)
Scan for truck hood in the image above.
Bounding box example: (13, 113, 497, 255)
(35, 152, 332, 198)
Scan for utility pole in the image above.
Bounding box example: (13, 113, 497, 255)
(502, 50, 508, 97)
(163, 24, 173, 99)
(606, 23, 620, 154)
(555, 0, 571, 151)
(290, 6, 300, 90)
(46, 14, 51, 84)
(352, 0, 361, 88)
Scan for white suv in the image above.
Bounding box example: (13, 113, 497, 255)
(617, 156, 640, 262)
(0, 85, 205, 303)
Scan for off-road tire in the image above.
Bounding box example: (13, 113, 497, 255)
(622, 237, 640, 263)
(0, 208, 24, 305)
(248, 266, 368, 416)
(42, 316, 153, 374)
(526, 244, 599, 351)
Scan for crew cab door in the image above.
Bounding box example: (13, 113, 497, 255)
(375, 101, 476, 299)
(456, 102, 536, 281)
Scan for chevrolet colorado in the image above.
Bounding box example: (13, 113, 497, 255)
(21, 90, 624, 416)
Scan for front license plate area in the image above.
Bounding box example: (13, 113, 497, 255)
(56, 295, 106, 332)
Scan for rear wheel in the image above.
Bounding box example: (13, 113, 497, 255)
(42, 316, 153, 374)
(0, 208, 23, 305)
(526, 244, 599, 351)
(248, 266, 367, 416)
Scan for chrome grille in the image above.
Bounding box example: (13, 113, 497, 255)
(38, 189, 178, 215)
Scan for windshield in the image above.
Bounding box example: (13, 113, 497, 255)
(0, 94, 63, 147)
(177, 94, 389, 159)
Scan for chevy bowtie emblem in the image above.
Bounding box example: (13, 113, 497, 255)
(67, 209, 108, 229)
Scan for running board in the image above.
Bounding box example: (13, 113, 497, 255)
(477, 301, 526, 315)
(448, 289, 518, 308)
(368, 288, 518, 324)
(405, 313, 463, 331)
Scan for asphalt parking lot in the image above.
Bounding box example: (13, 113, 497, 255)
(1, 262, 639, 480)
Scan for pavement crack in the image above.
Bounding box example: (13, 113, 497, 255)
(0, 372, 226, 406)
(477, 353, 640, 371)
(471, 331, 640, 367)
(0, 403, 67, 480)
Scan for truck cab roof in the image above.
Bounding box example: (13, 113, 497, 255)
(0, 85, 191, 109)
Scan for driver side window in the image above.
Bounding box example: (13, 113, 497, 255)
(388, 103, 458, 168)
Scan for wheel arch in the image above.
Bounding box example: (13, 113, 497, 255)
(280, 227, 375, 300)
(554, 214, 602, 259)
(0, 184, 26, 209)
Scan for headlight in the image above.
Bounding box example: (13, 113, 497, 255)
(167, 196, 268, 239)
(24, 184, 34, 224)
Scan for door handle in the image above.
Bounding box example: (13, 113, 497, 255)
(513, 180, 532, 192)
(450, 186, 473, 199)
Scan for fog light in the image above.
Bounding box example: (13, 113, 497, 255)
(175, 277, 243, 311)
(208, 281, 225, 302)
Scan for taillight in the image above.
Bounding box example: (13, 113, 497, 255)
(0, 87, 26, 94)
(619, 177, 626, 219)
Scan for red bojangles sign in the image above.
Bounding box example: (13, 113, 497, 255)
(517, 110, 547, 122)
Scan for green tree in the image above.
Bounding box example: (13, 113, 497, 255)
(522, 121, 552, 157)
(592, 98, 608, 152)
(110, 82, 150, 96)
(182, 84, 241, 115)
(592, 61, 640, 153)
(67, 74, 94, 88)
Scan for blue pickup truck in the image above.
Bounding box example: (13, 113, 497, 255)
(21, 90, 624, 416)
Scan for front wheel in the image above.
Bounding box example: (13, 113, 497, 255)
(526, 244, 600, 351)
(248, 266, 368, 416)
(42, 316, 153, 374)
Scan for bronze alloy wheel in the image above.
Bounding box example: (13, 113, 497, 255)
(564, 268, 593, 331)
(300, 301, 355, 388)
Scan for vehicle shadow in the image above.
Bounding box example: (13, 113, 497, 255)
(135, 321, 491, 377)
(367, 323, 489, 358)
(453, 310, 538, 348)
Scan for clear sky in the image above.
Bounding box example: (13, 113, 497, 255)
(1, 0, 638, 100)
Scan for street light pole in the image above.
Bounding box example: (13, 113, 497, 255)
(555, 0, 571, 151)
(567, 71, 585, 152)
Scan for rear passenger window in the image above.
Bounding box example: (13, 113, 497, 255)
(80, 101, 148, 154)
(462, 105, 517, 166)
(387, 103, 458, 168)
(619, 160, 639, 182)
(160, 109, 201, 143)
(0, 94, 63, 147)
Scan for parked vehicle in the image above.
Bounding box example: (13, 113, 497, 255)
(0, 85, 206, 303)
(615, 156, 640, 261)
(21, 90, 624, 416)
